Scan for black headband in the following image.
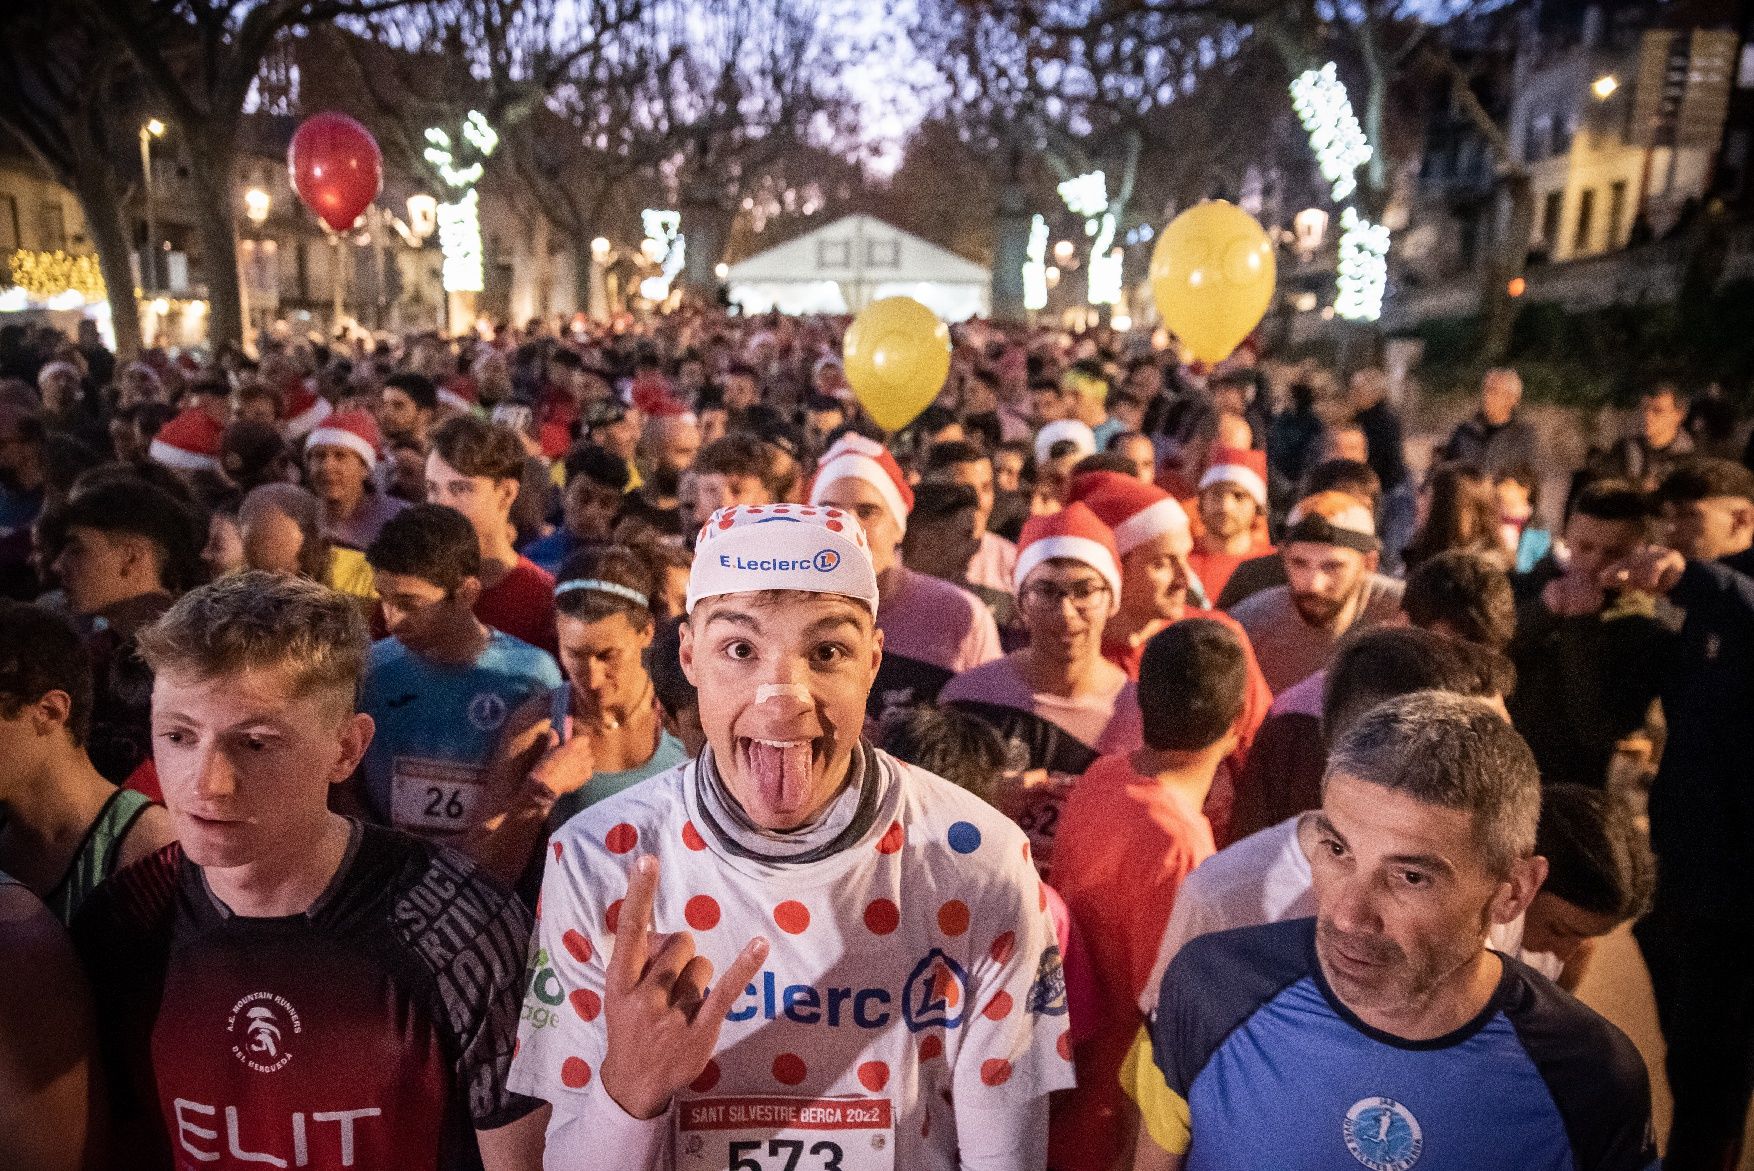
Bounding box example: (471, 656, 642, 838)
(1283, 514, 1380, 554)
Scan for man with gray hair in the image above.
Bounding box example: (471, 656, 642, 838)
(1127, 691, 1656, 1171)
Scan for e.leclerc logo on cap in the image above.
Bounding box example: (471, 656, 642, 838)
(813, 548, 840, 572)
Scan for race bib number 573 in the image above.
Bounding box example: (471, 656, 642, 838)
(676, 1096, 893, 1171)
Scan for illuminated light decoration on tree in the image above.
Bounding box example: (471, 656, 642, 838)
(1290, 63, 1373, 202)
(436, 190, 486, 294)
(638, 209, 685, 303)
(1022, 214, 1049, 311)
(7, 250, 106, 304)
(1335, 207, 1390, 322)
(1057, 171, 1122, 306)
(423, 110, 498, 294)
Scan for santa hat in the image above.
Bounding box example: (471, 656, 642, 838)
(147, 408, 223, 472)
(1067, 469, 1191, 557)
(1199, 446, 1269, 511)
(304, 409, 382, 470)
(438, 376, 478, 414)
(1014, 502, 1123, 607)
(809, 432, 914, 534)
(688, 503, 878, 614)
(1284, 490, 1380, 554)
(282, 380, 333, 440)
(1034, 419, 1098, 467)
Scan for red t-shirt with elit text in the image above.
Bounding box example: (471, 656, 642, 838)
(475, 557, 558, 656)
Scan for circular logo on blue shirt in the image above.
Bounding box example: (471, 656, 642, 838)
(467, 692, 508, 732)
(812, 548, 841, 572)
(1343, 1096, 1423, 1171)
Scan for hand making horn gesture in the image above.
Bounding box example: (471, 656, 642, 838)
(599, 855, 770, 1121)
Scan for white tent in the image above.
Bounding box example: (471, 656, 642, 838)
(727, 215, 990, 321)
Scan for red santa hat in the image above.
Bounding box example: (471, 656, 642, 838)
(1014, 502, 1123, 606)
(1199, 446, 1269, 511)
(1066, 469, 1191, 557)
(282, 380, 333, 440)
(147, 408, 223, 473)
(304, 409, 382, 470)
(809, 432, 915, 534)
(438, 376, 478, 414)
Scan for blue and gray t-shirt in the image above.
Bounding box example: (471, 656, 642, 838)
(1124, 917, 1656, 1171)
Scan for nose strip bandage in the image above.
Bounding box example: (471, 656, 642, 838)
(756, 683, 812, 705)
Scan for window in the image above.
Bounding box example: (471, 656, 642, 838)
(0, 194, 18, 251)
(816, 239, 851, 269)
(36, 200, 65, 251)
(1539, 191, 1564, 247)
(1607, 181, 1629, 248)
(1574, 188, 1597, 254)
(1528, 114, 1553, 159)
(865, 238, 900, 268)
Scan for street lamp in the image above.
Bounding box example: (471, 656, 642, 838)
(244, 187, 270, 227)
(1592, 74, 1619, 100)
(405, 194, 437, 243)
(139, 118, 166, 292)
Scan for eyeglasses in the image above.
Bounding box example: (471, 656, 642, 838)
(1022, 579, 1110, 611)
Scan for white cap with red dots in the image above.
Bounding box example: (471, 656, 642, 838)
(687, 504, 879, 615)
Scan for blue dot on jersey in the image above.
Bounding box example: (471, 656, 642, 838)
(947, 821, 982, 854)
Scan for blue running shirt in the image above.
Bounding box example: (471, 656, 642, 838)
(359, 632, 562, 837)
(1124, 918, 1657, 1171)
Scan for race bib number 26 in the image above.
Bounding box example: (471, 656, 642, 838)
(390, 756, 486, 834)
(676, 1096, 893, 1171)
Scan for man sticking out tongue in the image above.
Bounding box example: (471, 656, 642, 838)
(510, 504, 1074, 1170)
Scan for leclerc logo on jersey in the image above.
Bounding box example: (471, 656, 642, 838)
(721, 950, 969, 1034)
(227, 991, 303, 1073)
(903, 949, 968, 1032)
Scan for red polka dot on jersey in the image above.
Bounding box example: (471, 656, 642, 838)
(1057, 1031, 1073, 1061)
(718, 515, 734, 529)
(1038, 883, 1048, 912)
(691, 1061, 722, 1093)
(604, 823, 639, 854)
(1022, 841, 1031, 862)
(938, 900, 970, 936)
(864, 898, 900, 935)
(569, 988, 601, 1022)
(773, 1053, 807, 1085)
(989, 931, 1016, 965)
(562, 929, 593, 964)
(686, 894, 721, 931)
(773, 505, 790, 513)
(748, 506, 764, 514)
(876, 821, 905, 853)
(773, 901, 811, 934)
(535, 893, 543, 921)
(826, 508, 842, 519)
(553, 841, 564, 861)
(604, 899, 623, 934)
(918, 1034, 944, 1062)
(561, 1057, 592, 1088)
(857, 1061, 890, 1092)
(826, 519, 843, 532)
(682, 821, 707, 851)
(981, 1059, 1013, 1087)
(982, 991, 1014, 1021)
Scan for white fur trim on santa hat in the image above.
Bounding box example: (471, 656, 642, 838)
(305, 424, 377, 469)
(1035, 419, 1097, 466)
(283, 390, 332, 439)
(1014, 534, 1122, 604)
(147, 436, 219, 472)
(1111, 496, 1192, 556)
(438, 386, 475, 412)
(811, 452, 910, 535)
(1199, 462, 1268, 510)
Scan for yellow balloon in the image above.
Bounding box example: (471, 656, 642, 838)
(842, 296, 951, 432)
(1149, 201, 1276, 365)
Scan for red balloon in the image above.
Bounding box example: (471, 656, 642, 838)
(288, 112, 382, 232)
